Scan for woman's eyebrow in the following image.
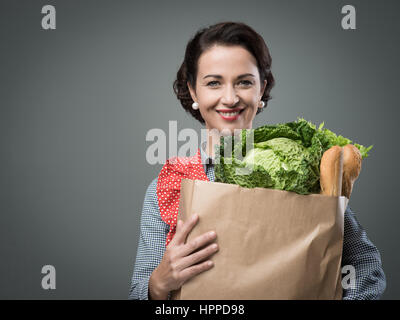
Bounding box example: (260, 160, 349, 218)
(203, 73, 255, 79)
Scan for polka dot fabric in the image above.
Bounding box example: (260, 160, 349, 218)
(156, 148, 209, 246)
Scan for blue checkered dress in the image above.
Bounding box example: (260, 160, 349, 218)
(128, 146, 386, 300)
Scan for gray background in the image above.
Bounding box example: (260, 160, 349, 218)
(0, 0, 399, 299)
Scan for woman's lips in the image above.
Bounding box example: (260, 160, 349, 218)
(216, 108, 244, 121)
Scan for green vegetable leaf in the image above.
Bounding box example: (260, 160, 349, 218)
(215, 118, 372, 194)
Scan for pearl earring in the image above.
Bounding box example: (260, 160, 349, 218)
(192, 102, 199, 110)
(260, 101, 265, 108)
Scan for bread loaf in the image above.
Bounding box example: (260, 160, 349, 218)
(320, 145, 344, 197)
(341, 144, 362, 199)
(320, 144, 362, 199)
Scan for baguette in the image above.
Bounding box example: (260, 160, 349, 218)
(341, 144, 362, 199)
(320, 145, 344, 197)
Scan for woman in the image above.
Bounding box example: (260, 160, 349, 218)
(129, 21, 386, 300)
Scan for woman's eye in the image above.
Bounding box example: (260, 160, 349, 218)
(207, 81, 220, 87)
(239, 80, 253, 86)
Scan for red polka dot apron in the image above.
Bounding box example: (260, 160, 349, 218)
(156, 148, 209, 246)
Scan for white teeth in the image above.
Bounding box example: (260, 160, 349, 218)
(218, 111, 240, 116)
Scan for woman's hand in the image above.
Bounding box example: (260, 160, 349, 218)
(148, 213, 218, 300)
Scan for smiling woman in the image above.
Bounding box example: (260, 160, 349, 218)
(188, 46, 266, 131)
(128, 21, 386, 301)
(174, 22, 275, 122)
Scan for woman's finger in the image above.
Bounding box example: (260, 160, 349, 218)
(179, 230, 217, 258)
(178, 242, 218, 270)
(179, 260, 214, 284)
(170, 213, 198, 245)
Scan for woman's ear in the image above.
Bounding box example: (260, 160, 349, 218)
(260, 80, 267, 97)
(187, 81, 197, 102)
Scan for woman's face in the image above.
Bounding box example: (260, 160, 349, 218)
(188, 44, 267, 134)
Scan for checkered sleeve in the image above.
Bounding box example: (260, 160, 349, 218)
(341, 206, 386, 299)
(128, 177, 169, 300)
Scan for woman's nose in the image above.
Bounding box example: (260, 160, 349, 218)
(221, 84, 239, 106)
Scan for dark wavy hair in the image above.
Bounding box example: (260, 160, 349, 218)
(173, 21, 275, 124)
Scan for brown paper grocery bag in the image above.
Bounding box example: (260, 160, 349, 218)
(171, 179, 348, 300)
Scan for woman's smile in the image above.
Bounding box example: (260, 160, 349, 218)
(215, 108, 245, 121)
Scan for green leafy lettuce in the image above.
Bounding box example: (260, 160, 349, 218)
(214, 118, 372, 195)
